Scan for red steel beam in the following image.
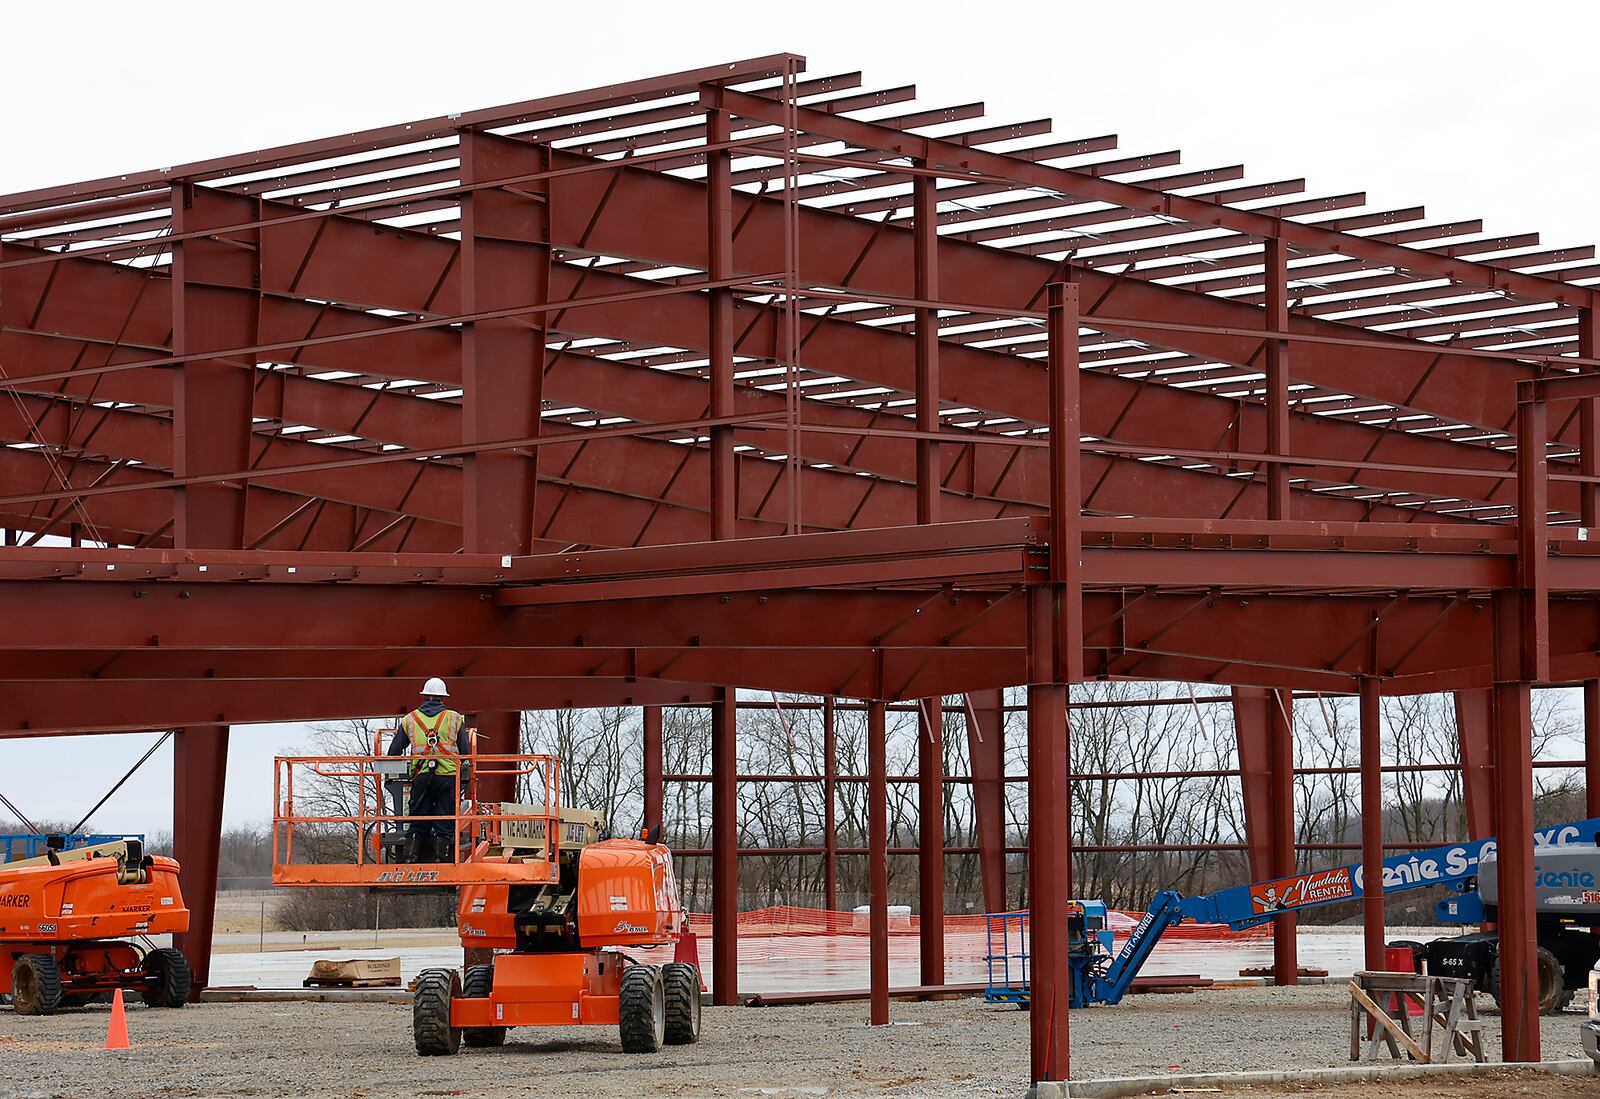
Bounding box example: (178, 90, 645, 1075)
(0, 54, 802, 214)
(534, 141, 1563, 470)
(4, 182, 1539, 518)
(1, 212, 1533, 527)
(703, 85, 1594, 311)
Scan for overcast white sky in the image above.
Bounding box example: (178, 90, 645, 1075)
(1, 2, 1596, 836)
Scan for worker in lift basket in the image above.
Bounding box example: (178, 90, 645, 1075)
(386, 677, 468, 863)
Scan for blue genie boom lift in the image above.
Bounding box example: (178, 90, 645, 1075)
(986, 817, 1600, 1013)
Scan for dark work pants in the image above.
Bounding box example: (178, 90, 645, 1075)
(407, 771, 457, 839)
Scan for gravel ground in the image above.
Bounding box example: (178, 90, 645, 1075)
(0, 986, 1590, 1098)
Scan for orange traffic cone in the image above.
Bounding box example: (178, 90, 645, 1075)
(104, 988, 129, 1050)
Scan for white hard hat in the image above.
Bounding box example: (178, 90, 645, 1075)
(422, 677, 449, 698)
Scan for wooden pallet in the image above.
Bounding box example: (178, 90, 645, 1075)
(304, 975, 401, 989)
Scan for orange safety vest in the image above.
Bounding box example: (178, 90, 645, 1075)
(401, 708, 464, 776)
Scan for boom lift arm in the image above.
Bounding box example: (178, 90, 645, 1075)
(1083, 817, 1600, 1005)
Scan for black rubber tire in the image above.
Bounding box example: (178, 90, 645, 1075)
(413, 968, 462, 1056)
(460, 964, 506, 1048)
(10, 954, 62, 1016)
(1489, 944, 1568, 1015)
(618, 963, 665, 1054)
(141, 947, 192, 1008)
(662, 962, 701, 1045)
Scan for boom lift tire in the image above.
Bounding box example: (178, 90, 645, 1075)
(10, 954, 63, 1016)
(1489, 945, 1570, 1015)
(414, 968, 463, 1055)
(662, 962, 701, 1045)
(460, 964, 506, 1047)
(619, 963, 665, 1053)
(141, 947, 192, 1008)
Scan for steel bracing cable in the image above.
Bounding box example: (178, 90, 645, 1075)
(69, 729, 173, 834)
(0, 790, 37, 833)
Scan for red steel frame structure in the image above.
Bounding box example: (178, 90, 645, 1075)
(2, 53, 1599, 1082)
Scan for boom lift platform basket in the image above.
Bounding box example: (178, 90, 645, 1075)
(272, 748, 567, 887)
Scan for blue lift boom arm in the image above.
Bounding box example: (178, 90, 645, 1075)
(1087, 817, 1600, 1005)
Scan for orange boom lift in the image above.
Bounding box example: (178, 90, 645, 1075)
(0, 839, 192, 1014)
(273, 746, 701, 1054)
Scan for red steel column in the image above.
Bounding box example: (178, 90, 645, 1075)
(172, 724, 228, 997)
(1454, 690, 1497, 839)
(711, 689, 739, 1005)
(867, 698, 890, 1026)
(1587, 683, 1600, 820)
(1580, 308, 1600, 814)
(912, 172, 945, 983)
(1492, 598, 1538, 1061)
(643, 705, 663, 838)
(460, 129, 548, 804)
(706, 106, 737, 540)
(966, 689, 1009, 914)
(1358, 679, 1386, 971)
(917, 696, 946, 985)
(1516, 388, 1550, 684)
(1492, 386, 1547, 1061)
(823, 696, 838, 912)
(1022, 281, 1080, 1084)
(913, 169, 941, 523)
(1046, 283, 1084, 683)
(1269, 688, 1297, 985)
(1264, 236, 1291, 520)
(1026, 590, 1071, 1084)
(170, 183, 255, 994)
(1234, 687, 1298, 983)
(170, 182, 257, 550)
(458, 129, 548, 554)
(705, 105, 741, 1004)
